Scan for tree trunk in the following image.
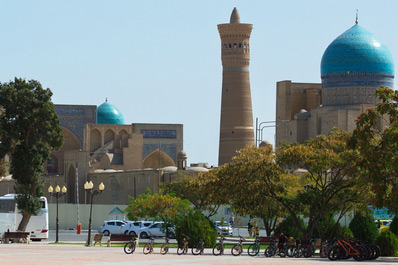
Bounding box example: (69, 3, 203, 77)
(17, 211, 32, 231)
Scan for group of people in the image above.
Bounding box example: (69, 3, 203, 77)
(247, 219, 260, 237)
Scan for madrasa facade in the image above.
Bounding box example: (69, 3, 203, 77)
(0, 100, 209, 205)
(275, 21, 394, 145)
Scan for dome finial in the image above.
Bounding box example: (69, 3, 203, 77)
(355, 9, 359, 24)
(105, 97, 108, 102)
(230, 7, 240, 24)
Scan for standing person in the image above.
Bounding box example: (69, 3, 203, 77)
(278, 232, 286, 253)
(229, 215, 234, 226)
(248, 220, 253, 237)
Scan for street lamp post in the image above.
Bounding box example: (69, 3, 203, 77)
(255, 118, 289, 147)
(84, 181, 105, 247)
(48, 185, 67, 243)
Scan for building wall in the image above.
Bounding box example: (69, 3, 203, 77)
(275, 81, 321, 146)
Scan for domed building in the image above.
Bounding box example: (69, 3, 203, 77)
(276, 21, 394, 145)
(97, 100, 125, 125)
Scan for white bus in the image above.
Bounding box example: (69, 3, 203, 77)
(0, 194, 49, 241)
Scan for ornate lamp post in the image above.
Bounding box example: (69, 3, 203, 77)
(48, 185, 67, 243)
(84, 181, 105, 247)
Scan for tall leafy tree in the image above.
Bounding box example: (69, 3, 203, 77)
(160, 172, 220, 218)
(351, 86, 398, 213)
(203, 130, 369, 240)
(0, 78, 63, 231)
(125, 189, 191, 237)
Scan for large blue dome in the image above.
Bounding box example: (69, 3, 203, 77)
(321, 24, 394, 76)
(97, 101, 125, 125)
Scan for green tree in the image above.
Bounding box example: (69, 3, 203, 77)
(160, 173, 220, 218)
(351, 86, 398, 213)
(125, 189, 191, 237)
(0, 78, 63, 231)
(349, 212, 379, 243)
(198, 145, 287, 236)
(205, 130, 369, 240)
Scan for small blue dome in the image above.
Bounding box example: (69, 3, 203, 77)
(321, 24, 394, 76)
(97, 101, 125, 125)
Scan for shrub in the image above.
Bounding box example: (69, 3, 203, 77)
(174, 210, 217, 248)
(313, 215, 353, 241)
(274, 215, 305, 239)
(390, 216, 398, 236)
(337, 226, 354, 239)
(375, 230, 398, 256)
(349, 212, 378, 243)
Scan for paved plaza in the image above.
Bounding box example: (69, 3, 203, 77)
(0, 243, 397, 265)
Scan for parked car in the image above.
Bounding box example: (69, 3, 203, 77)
(138, 222, 175, 239)
(98, 220, 127, 236)
(375, 219, 392, 233)
(122, 221, 154, 236)
(214, 221, 233, 236)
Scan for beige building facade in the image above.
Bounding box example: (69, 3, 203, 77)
(276, 23, 394, 146)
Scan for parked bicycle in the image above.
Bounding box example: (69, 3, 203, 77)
(177, 235, 189, 255)
(264, 238, 278, 257)
(231, 236, 245, 256)
(124, 236, 138, 254)
(212, 236, 225, 256)
(192, 238, 205, 255)
(328, 238, 368, 261)
(143, 236, 155, 255)
(320, 240, 331, 258)
(247, 237, 260, 256)
(160, 237, 170, 255)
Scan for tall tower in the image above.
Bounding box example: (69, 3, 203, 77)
(218, 8, 254, 165)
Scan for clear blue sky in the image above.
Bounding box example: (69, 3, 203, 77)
(1, 0, 397, 167)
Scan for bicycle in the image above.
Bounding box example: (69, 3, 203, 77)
(212, 236, 225, 256)
(328, 238, 368, 261)
(264, 238, 278, 257)
(160, 237, 170, 255)
(247, 237, 260, 256)
(177, 235, 189, 255)
(231, 236, 245, 256)
(124, 236, 138, 254)
(143, 236, 155, 255)
(320, 240, 330, 258)
(192, 238, 205, 255)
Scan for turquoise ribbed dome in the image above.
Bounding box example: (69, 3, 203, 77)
(97, 101, 125, 125)
(321, 24, 394, 76)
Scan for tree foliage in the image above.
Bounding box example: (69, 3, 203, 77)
(198, 145, 287, 236)
(125, 189, 191, 237)
(200, 130, 369, 240)
(160, 172, 220, 218)
(174, 210, 217, 247)
(0, 78, 63, 231)
(349, 212, 379, 243)
(351, 86, 398, 213)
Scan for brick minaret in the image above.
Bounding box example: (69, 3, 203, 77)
(218, 8, 254, 165)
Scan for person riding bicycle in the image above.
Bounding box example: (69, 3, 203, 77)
(278, 232, 287, 252)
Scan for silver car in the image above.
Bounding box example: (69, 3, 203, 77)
(98, 220, 127, 236)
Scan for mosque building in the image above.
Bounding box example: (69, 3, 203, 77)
(275, 20, 394, 145)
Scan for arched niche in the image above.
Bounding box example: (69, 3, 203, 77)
(143, 149, 175, 169)
(60, 127, 80, 151)
(90, 129, 101, 152)
(104, 129, 115, 145)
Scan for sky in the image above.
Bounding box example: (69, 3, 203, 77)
(1, 0, 398, 167)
